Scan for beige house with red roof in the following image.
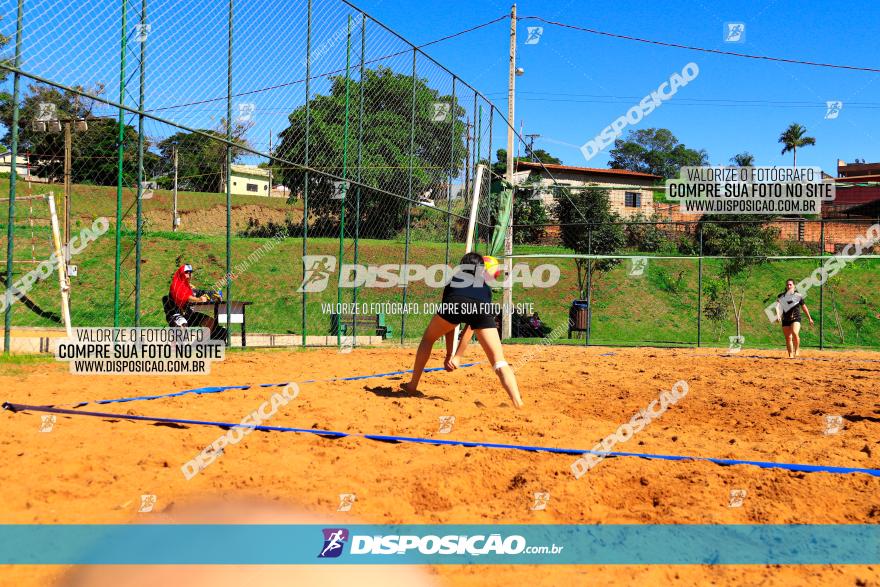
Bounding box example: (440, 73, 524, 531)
(514, 161, 662, 218)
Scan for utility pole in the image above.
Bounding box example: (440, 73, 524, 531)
(33, 114, 99, 262)
(172, 146, 178, 232)
(464, 116, 471, 200)
(268, 129, 273, 197)
(525, 133, 541, 162)
(503, 3, 516, 340)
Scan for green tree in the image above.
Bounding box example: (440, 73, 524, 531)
(489, 180, 548, 245)
(0, 16, 11, 108)
(553, 186, 624, 298)
(0, 83, 100, 150)
(702, 277, 729, 342)
(778, 123, 816, 167)
(510, 192, 548, 244)
(730, 152, 755, 167)
(72, 120, 149, 186)
(490, 147, 561, 178)
(624, 211, 670, 252)
(699, 215, 780, 337)
(0, 82, 152, 185)
(489, 148, 559, 244)
(274, 66, 467, 239)
(0, 16, 10, 73)
(157, 122, 251, 193)
(608, 128, 708, 179)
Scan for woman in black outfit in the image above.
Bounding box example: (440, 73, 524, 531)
(402, 252, 523, 408)
(775, 278, 814, 358)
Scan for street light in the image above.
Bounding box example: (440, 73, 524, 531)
(503, 4, 519, 340)
(30, 108, 108, 265)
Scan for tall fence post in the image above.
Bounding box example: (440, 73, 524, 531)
(336, 14, 352, 350)
(819, 219, 825, 349)
(172, 147, 178, 231)
(113, 0, 128, 328)
(485, 104, 494, 254)
(224, 0, 233, 344)
(444, 77, 456, 266)
(586, 227, 592, 346)
(472, 93, 478, 181)
(301, 0, 311, 347)
(697, 223, 703, 347)
(352, 13, 365, 345)
(3, 0, 24, 353)
(471, 93, 478, 247)
(400, 47, 417, 344)
(134, 0, 147, 326)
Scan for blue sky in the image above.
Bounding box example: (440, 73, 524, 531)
(354, 0, 880, 172)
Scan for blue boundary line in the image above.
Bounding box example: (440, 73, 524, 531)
(4, 401, 879, 478)
(62, 362, 482, 408)
(687, 352, 880, 363)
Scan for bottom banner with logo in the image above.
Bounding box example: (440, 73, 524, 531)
(1, 524, 877, 564)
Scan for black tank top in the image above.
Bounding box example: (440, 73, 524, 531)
(442, 270, 491, 304)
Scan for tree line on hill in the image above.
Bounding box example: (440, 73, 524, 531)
(0, 66, 469, 240)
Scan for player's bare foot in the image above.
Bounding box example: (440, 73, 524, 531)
(400, 381, 418, 393)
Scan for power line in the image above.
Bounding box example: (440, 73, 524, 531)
(520, 16, 880, 74)
(484, 91, 880, 108)
(493, 97, 880, 109)
(417, 14, 508, 48)
(147, 14, 508, 114)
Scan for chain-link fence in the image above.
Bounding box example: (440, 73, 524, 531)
(3, 0, 879, 354)
(0, 0, 508, 351)
(508, 208, 880, 351)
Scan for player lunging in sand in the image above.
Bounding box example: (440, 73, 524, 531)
(402, 253, 523, 408)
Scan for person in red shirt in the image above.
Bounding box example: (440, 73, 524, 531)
(169, 264, 216, 330)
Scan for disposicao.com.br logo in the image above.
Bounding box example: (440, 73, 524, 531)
(299, 255, 560, 293)
(317, 528, 563, 558)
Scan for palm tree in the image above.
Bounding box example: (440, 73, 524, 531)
(730, 152, 755, 167)
(778, 123, 816, 167)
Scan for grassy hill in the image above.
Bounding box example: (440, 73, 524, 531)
(1, 178, 877, 350)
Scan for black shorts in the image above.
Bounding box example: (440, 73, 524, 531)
(781, 319, 800, 327)
(437, 297, 497, 330)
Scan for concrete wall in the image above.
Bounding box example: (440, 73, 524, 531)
(230, 173, 270, 197)
(530, 170, 656, 219)
(654, 203, 876, 252)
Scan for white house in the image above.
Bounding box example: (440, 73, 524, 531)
(228, 164, 271, 197)
(514, 161, 661, 218)
(0, 152, 46, 181)
(0, 152, 28, 174)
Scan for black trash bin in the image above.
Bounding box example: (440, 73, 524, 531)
(568, 300, 589, 338)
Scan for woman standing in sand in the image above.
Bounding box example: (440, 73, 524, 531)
(775, 278, 814, 358)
